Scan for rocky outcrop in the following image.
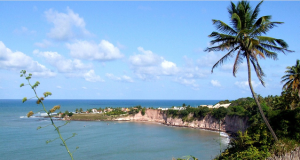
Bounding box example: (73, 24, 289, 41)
(266, 147, 300, 160)
(114, 109, 166, 123)
(114, 109, 249, 133)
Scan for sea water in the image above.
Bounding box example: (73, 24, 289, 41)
(0, 99, 229, 160)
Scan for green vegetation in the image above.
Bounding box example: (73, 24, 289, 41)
(212, 107, 228, 121)
(141, 107, 146, 116)
(165, 106, 225, 122)
(281, 59, 300, 98)
(205, 0, 293, 142)
(105, 108, 126, 116)
(20, 70, 77, 160)
(71, 114, 109, 121)
(215, 89, 300, 159)
(128, 105, 142, 115)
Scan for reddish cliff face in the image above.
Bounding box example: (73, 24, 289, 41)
(115, 109, 248, 133)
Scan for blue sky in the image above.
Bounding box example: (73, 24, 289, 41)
(0, 1, 299, 100)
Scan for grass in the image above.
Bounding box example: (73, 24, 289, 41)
(71, 113, 110, 121)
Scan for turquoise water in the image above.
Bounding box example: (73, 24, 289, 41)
(0, 99, 228, 160)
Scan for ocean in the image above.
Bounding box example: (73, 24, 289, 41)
(0, 99, 229, 160)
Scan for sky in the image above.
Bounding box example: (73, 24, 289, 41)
(0, 1, 299, 100)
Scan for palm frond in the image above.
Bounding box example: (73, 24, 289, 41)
(255, 45, 278, 60)
(228, 2, 238, 28)
(253, 48, 265, 59)
(212, 20, 237, 35)
(208, 32, 236, 39)
(250, 57, 265, 86)
(274, 39, 289, 48)
(251, 20, 283, 36)
(211, 47, 239, 73)
(233, 49, 243, 77)
(208, 32, 236, 46)
(257, 36, 277, 46)
(250, 0, 263, 24)
(205, 42, 236, 52)
(259, 43, 293, 54)
(231, 13, 242, 31)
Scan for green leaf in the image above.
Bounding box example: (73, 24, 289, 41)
(22, 97, 27, 103)
(20, 83, 24, 87)
(43, 92, 52, 97)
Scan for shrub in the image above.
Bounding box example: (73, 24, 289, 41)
(141, 107, 146, 116)
(212, 107, 228, 120)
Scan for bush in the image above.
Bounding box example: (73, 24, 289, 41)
(141, 108, 146, 116)
(212, 107, 228, 120)
(167, 109, 179, 118)
(228, 105, 246, 116)
(68, 112, 73, 117)
(180, 110, 189, 117)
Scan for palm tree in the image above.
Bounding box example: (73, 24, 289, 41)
(205, 0, 293, 142)
(281, 59, 300, 98)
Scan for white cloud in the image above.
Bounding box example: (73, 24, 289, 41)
(174, 77, 199, 90)
(197, 51, 221, 68)
(161, 60, 178, 75)
(66, 40, 123, 61)
(129, 47, 179, 79)
(13, 27, 36, 35)
(106, 73, 134, 83)
(83, 70, 104, 82)
(57, 86, 62, 89)
(34, 39, 52, 48)
(34, 50, 104, 82)
(129, 47, 162, 66)
(181, 66, 209, 79)
(220, 63, 246, 72)
(211, 80, 221, 87)
(45, 7, 91, 41)
(0, 41, 55, 77)
(82, 87, 87, 89)
(117, 42, 126, 49)
(34, 49, 92, 73)
(235, 80, 260, 90)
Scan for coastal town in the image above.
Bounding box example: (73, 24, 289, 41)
(64, 102, 232, 115)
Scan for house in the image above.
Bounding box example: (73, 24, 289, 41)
(97, 110, 103, 114)
(104, 108, 113, 113)
(121, 108, 130, 112)
(158, 107, 168, 110)
(91, 109, 99, 113)
(207, 105, 214, 108)
(213, 103, 231, 108)
(172, 107, 185, 110)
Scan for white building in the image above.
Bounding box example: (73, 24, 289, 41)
(91, 109, 99, 113)
(212, 103, 231, 108)
(158, 107, 168, 110)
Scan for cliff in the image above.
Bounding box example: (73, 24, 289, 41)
(114, 109, 249, 133)
(266, 147, 300, 160)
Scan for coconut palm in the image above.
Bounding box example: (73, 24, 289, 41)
(281, 60, 300, 98)
(205, 0, 293, 141)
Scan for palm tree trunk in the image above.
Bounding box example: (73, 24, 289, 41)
(246, 54, 278, 142)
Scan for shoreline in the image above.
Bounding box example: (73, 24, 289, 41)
(67, 115, 231, 138)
